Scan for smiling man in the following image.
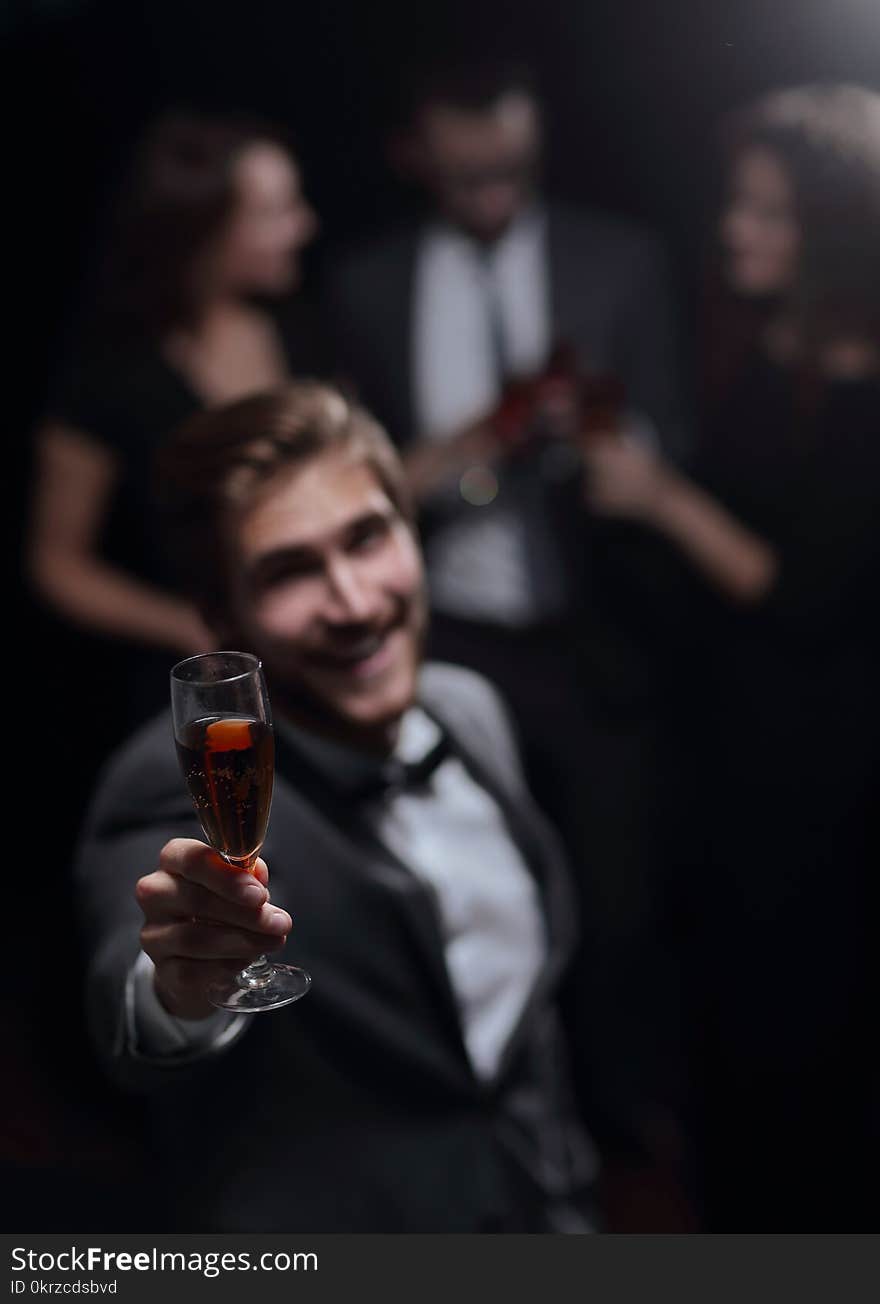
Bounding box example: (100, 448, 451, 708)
(220, 410, 425, 749)
(72, 382, 597, 1232)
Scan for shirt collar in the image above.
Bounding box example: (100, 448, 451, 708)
(426, 201, 546, 262)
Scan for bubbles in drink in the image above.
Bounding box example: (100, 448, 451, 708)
(175, 715, 274, 866)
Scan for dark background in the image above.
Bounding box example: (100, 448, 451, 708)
(5, 0, 880, 1229)
(10, 0, 880, 423)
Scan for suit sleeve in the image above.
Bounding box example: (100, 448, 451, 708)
(320, 236, 416, 447)
(321, 258, 382, 414)
(614, 235, 691, 461)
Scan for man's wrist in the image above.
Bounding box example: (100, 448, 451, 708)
(128, 952, 245, 1059)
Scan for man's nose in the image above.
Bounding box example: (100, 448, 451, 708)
(323, 557, 377, 623)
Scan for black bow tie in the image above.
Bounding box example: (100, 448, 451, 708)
(354, 734, 452, 801)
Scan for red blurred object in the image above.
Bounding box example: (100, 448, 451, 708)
(490, 341, 626, 451)
(492, 376, 538, 445)
(580, 370, 628, 438)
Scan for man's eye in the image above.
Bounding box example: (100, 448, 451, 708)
(349, 519, 389, 551)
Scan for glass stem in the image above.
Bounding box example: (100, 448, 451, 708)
(239, 955, 273, 988)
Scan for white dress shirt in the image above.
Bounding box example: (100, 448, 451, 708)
(411, 209, 572, 627)
(413, 208, 551, 440)
(129, 707, 546, 1081)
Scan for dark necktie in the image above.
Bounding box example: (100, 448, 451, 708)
(483, 254, 509, 391)
(353, 733, 452, 802)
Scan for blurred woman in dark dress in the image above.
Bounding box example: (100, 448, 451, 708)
(27, 112, 321, 731)
(583, 84, 880, 1227)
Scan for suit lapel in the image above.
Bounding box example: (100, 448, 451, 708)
(418, 695, 579, 1088)
(546, 202, 603, 375)
(546, 203, 575, 352)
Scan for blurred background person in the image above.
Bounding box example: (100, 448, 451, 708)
(328, 58, 684, 452)
(27, 111, 321, 738)
(583, 83, 880, 1228)
(325, 58, 685, 795)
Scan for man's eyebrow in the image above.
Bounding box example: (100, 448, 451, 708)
(345, 506, 395, 532)
(246, 542, 320, 581)
(245, 508, 395, 581)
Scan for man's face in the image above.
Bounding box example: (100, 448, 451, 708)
(221, 447, 425, 749)
(413, 91, 541, 243)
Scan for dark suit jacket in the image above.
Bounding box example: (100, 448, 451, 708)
(73, 662, 596, 1232)
(325, 201, 685, 455)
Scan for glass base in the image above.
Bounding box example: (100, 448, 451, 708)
(207, 962, 311, 1013)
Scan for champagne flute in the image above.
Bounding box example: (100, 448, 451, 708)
(171, 651, 311, 1012)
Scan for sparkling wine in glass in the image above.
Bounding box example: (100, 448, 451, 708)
(171, 651, 311, 1012)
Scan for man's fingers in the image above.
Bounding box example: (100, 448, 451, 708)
(137, 871, 291, 934)
(142, 919, 288, 963)
(158, 838, 270, 905)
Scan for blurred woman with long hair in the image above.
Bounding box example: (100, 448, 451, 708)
(28, 111, 320, 726)
(583, 84, 880, 1228)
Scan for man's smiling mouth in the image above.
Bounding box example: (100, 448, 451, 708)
(308, 625, 403, 677)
